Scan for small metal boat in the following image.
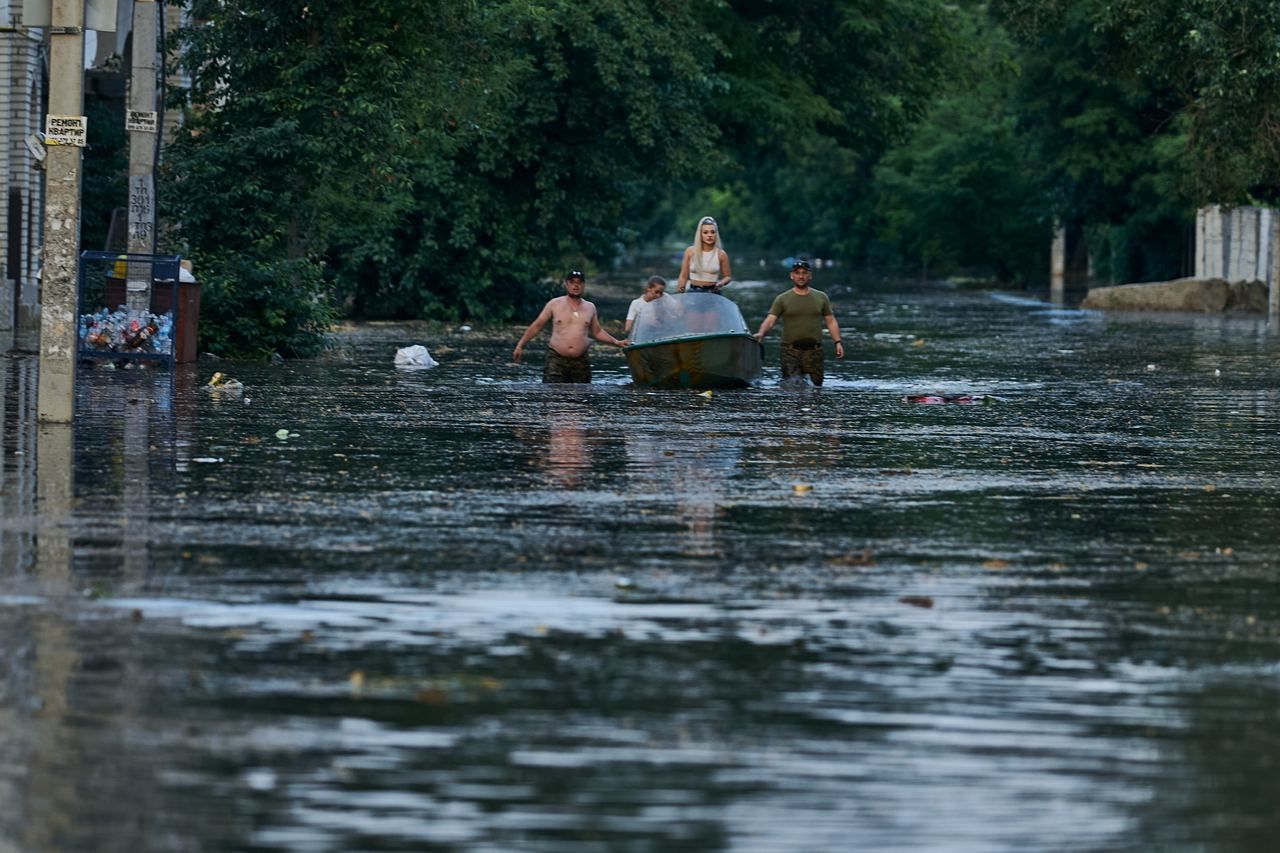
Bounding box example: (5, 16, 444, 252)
(623, 292, 762, 388)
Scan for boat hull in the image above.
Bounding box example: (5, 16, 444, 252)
(624, 333, 762, 389)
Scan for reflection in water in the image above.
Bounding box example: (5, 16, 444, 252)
(1, 356, 38, 576)
(0, 359, 79, 851)
(4, 281, 1280, 849)
(0, 356, 39, 846)
(27, 423, 75, 853)
(626, 432, 742, 558)
(35, 423, 74, 590)
(1, 358, 194, 851)
(544, 404, 590, 490)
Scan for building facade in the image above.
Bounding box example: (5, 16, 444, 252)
(1, 1, 46, 342)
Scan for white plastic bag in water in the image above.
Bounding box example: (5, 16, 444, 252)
(394, 344, 439, 369)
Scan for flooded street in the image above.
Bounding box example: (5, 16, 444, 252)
(4, 276, 1280, 851)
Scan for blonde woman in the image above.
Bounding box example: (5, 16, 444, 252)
(676, 216, 732, 294)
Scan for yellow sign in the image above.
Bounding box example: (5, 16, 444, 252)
(45, 115, 87, 147)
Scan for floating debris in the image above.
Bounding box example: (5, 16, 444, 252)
(205, 372, 244, 395)
(904, 394, 993, 405)
(395, 345, 439, 369)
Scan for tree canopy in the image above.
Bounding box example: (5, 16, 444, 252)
(149, 0, 1280, 356)
(995, 0, 1280, 204)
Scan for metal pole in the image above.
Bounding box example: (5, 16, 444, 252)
(126, 0, 157, 311)
(37, 0, 86, 424)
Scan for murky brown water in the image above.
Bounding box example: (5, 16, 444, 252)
(4, 276, 1280, 851)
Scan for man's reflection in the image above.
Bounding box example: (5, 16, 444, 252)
(544, 405, 591, 490)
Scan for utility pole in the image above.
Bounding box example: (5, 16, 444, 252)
(37, 0, 86, 424)
(126, 0, 157, 311)
(1270, 212, 1280, 325)
(1049, 223, 1066, 305)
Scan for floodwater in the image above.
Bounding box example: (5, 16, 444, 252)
(3, 275, 1280, 852)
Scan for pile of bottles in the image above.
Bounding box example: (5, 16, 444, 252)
(80, 307, 174, 355)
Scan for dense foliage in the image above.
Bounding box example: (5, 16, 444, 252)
(996, 0, 1280, 204)
(678, 0, 958, 257)
(152, 0, 1280, 355)
(164, 0, 721, 355)
(82, 96, 129, 254)
(868, 13, 1046, 282)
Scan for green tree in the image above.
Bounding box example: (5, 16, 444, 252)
(988, 0, 1196, 283)
(872, 95, 1047, 283)
(664, 0, 961, 258)
(995, 0, 1280, 204)
(869, 14, 1046, 282)
(164, 1, 436, 356)
(348, 0, 720, 321)
(82, 95, 128, 253)
(164, 0, 719, 354)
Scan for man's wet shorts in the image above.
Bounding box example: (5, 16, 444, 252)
(543, 348, 592, 383)
(781, 340, 824, 386)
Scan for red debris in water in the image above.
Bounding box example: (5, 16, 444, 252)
(905, 394, 980, 405)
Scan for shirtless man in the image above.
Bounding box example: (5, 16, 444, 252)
(513, 270, 626, 383)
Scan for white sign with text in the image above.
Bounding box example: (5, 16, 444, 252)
(44, 115, 87, 147)
(126, 110, 159, 134)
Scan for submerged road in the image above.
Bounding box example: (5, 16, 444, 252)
(3, 276, 1280, 851)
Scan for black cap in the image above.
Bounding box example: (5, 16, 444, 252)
(566, 270, 585, 281)
(791, 259, 811, 270)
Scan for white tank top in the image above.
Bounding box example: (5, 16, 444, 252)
(690, 249, 719, 283)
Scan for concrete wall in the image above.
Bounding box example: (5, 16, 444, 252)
(1196, 205, 1277, 286)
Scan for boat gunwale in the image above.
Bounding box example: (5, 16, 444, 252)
(622, 331, 759, 353)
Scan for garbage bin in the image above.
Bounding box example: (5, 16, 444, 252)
(152, 264, 201, 364)
(102, 258, 201, 363)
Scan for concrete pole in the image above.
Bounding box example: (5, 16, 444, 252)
(1050, 224, 1066, 304)
(1260, 209, 1273, 287)
(37, 0, 86, 424)
(1239, 206, 1259, 280)
(126, 0, 158, 311)
(1205, 206, 1224, 279)
(1270, 210, 1280, 325)
(1194, 208, 1206, 279)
